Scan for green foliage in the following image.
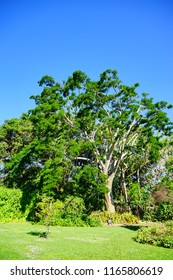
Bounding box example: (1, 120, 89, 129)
(62, 218, 87, 227)
(51, 196, 86, 226)
(35, 196, 54, 237)
(83, 216, 102, 227)
(90, 211, 139, 225)
(142, 207, 156, 221)
(154, 202, 173, 221)
(70, 166, 107, 212)
(0, 69, 173, 215)
(62, 196, 86, 218)
(50, 199, 64, 225)
(35, 196, 98, 227)
(142, 183, 173, 222)
(0, 186, 25, 222)
(135, 223, 173, 248)
(128, 183, 149, 213)
(54, 196, 100, 227)
(21, 191, 40, 222)
(142, 203, 173, 222)
(0, 116, 33, 164)
(38, 75, 55, 87)
(120, 212, 140, 224)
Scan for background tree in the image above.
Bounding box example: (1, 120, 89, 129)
(0, 115, 33, 182)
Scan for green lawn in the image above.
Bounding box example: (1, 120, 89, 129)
(0, 223, 172, 260)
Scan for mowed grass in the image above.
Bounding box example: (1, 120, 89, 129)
(0, 223, 172, 260)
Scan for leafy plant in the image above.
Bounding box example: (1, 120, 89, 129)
(135, 223, 173, 248)
(154, 202, 173, 221)
(35, 196, 54, 237)
(0, 186, 25, 222)
(90, 211, 139, 225)
(62, 196, 86, 219)
(120, 212, 139, 224)
(37, 196, 99, 227)
(51, 196, 96, 227)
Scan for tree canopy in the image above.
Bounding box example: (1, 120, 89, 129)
(0, 69, 173, 217)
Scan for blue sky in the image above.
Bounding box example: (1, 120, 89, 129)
(0, 0, 173, 124)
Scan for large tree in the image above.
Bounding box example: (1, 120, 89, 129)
(60, 69, 172, 211)
(1, 70, 172, 213)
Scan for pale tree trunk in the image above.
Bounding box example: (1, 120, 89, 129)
(121, 174, 131, 212)
(121, 168, 128, 203)
(104, 174, 115, 212)
(105, 191, 115, 212)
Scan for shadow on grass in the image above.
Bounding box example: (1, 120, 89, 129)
(27, 231, 48, 238)
(120, 225, 141, 231)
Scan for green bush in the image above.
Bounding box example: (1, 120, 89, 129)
(0, 187, 25, 222)
(62, 196, 86, 219)
(142, 207, 156, 221)
(90, 211, 119, 224)
(50, 200, 64, 225)
(165, 220, 173, 227)
(90, 211, 139, 225)
(50, 196, 87, 226)
(36, 196, 99, 227)
(52, 217, 88, 227)
(154, 202, 173, 221)
(135, 223, 173, 248)
(35, 196, 56, 236)
(83, 215, 102, 227)
(142, 203, 173, 222)
(120, 212, 139, 224)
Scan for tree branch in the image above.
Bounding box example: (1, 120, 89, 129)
(74, 157, 90, 161)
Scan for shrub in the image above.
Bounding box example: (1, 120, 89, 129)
(135, 223, 173, 248)
(50, 196, 87, 226)
(0, 187, 25, 222)
(142, 203, 173, 222)
(142, 207, 156, 221)
(35, 196, 55, 236)
(120, 212, 139, 224)
(62, 196, 86, 219)
(83, 215, 102, 227)
(154, 202, 173, 221)
(89, 211, 116, 224)
(53, 217, 88, 227)
(50, 200, 64, 226)
(90, 211, 139, 225)
(23, 191, 41, 222)
(165, 220, 173, 227)
(34, 196, 102, 227)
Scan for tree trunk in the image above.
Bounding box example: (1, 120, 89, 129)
(104, 174, 115, 212)
(105, 191, 115, 212)
(121, 168, 129, 204)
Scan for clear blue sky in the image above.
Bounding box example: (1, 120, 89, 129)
(0, 0, 173, 124)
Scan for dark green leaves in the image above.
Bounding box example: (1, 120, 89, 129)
(38, 75, 55, 87)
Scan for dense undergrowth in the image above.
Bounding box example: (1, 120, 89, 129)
(0, 187, 139, 226)
(134, 221, 173, 249)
